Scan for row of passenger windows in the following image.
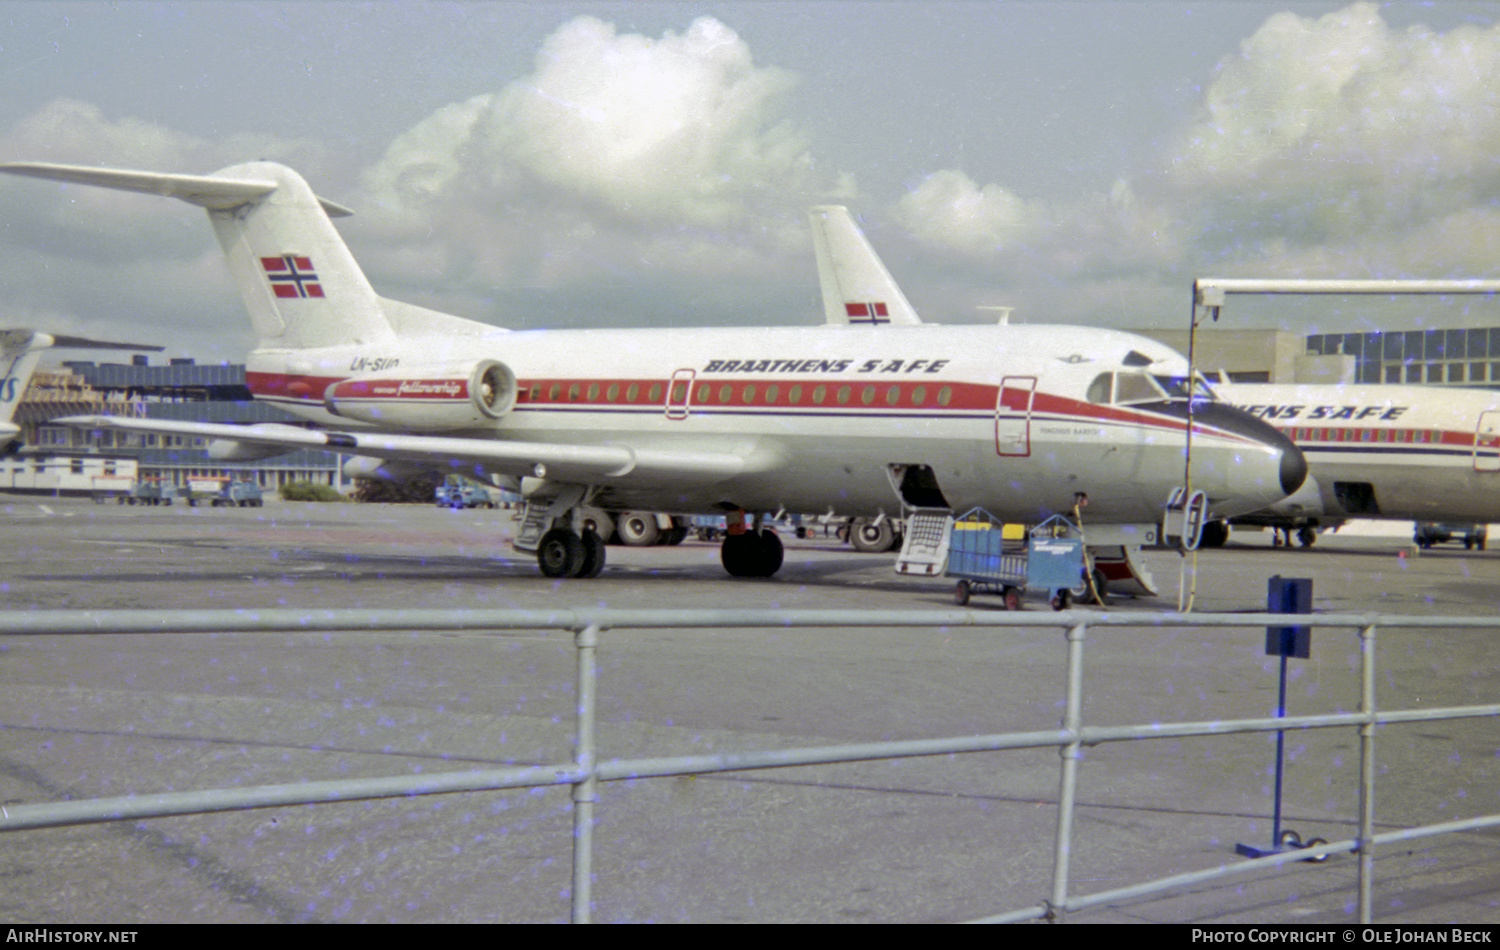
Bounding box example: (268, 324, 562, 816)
(1282, 426, 1448, 445)
(522, 380, 959, 409)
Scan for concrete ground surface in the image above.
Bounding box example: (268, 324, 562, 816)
(0, 495, 1494, 924)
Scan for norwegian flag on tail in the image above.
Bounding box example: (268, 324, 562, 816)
(261, 255, 325, 299)
(845, 301, 890, 324)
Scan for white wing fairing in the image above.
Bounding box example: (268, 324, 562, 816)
(4, 159, 1306, 583)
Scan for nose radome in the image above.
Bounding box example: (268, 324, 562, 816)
(1279, 438, 1309, 497)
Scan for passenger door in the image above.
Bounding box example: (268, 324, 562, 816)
(995, 376, 1036, 457)
(1476, 410, 1500, 473)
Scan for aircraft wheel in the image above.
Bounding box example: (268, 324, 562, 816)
(721, 532, 756, 576)
(579, 508, 615, 544)
(537, 528, 585, 578)
(1199, 520, 1229, 548)
(578, 529, 606, 578)
(1297, 527, 1317, 547)
(759, 529, 783, 576)
(850, 518, 896, 553)
(1301, 837, 1330, 863)
(721, 529, 783, 578)
(1082, 569, 1108, 605)
(618, 511, 660, 546)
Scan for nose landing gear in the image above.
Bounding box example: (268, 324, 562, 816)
(720, 509, 784, 578)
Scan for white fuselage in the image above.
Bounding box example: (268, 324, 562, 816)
(247, 322, 1295, 524)
(1217, 382, 1500, 523)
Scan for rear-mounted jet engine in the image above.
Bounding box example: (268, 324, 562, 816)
(324, 359, 516, 429)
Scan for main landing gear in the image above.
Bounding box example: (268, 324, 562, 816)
(520, 493, 784, 580)
(537, 526, 605, 579)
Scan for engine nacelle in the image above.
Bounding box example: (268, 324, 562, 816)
(324, 359, 516, 430)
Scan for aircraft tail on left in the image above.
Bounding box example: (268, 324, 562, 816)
(0, 328, 164, 450)
(0, 330, 51, 446)
(0, 162, 395, 352)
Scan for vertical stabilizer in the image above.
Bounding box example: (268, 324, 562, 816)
(0, 161, 395, 351)
(206, 162, 394, 350)
(808, 206, 922, 326)
(0, 330, 50, 439)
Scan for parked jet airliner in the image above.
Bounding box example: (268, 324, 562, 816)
(804, 205, 1500, 553)
(1207, 380, 1500, 546)
(1, 162, 1303, 579)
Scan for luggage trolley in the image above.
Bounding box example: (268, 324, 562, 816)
(946, 509, 1091, 610)
(945, 508, 1029, 610)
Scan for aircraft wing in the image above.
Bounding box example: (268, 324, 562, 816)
(55, 415, 758, 485)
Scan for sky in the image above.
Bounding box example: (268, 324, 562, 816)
(2, 0, 1499, 363)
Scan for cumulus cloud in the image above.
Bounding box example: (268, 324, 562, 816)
(887, 0, 1500, 325)
(358, 15, 849, 308)
(1167, 2, 1500, 260)
(891, 169, 1039, 258)
(1173, 3, 1500, 187)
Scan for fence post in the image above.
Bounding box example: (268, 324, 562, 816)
(572, 622, 602, 924)
(1049, 619, 1089, 921)
(1357, 623, 1377, 924)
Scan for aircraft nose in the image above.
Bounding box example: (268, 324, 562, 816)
(1279, 432, 1309, 497)
(1191, 402, 1308, 501)
(1139, 400, 1307, 513)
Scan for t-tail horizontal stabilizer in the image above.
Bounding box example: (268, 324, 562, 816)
(0, 162, 353, 216)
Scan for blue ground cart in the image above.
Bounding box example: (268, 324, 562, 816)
(946, 509, 1091, 610)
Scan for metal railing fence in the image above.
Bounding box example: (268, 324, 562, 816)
(0, 607, 1496, 923)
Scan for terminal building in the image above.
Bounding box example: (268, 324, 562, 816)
(1143, 327, 1500, 389)
(7, 355, 341, 496)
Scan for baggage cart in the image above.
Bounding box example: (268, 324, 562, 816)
(944, 509, 1095, 610)
(945, 508, 1029, 610)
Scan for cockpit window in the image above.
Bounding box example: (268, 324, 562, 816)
(1152, 374, 1216, 402)
(1086, 373, 1112, 404)
(1114, 372, 1163, 404)
(1088, 371, 1217, 406)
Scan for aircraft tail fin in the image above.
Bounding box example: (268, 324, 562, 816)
(0, 329, 165, 445)
(0, 330, 50, 440)
(0, 161, 391, 351)
(808, 205, 922, 326)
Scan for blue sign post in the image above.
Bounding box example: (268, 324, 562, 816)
(1237, 576, 1328, 861)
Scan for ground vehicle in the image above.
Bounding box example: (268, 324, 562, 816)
(212, 478, 264, 507)
(1414, 522, 1488, 550)
(435, 479, 496, 509)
